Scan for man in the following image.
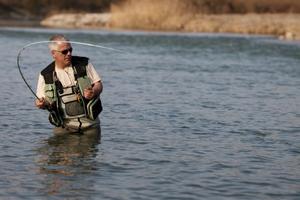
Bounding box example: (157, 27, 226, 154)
(35, 34, 103, 138)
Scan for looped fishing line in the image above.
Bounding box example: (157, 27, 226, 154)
(17, 40, 123, 100)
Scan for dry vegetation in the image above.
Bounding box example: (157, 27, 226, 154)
(109, 0, 300, 39)
(1, 0, 300, 18)
(1, 0, 300, 39)
(185, 0, 300, 14)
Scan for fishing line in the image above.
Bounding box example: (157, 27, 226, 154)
(17, 40, 123, 100)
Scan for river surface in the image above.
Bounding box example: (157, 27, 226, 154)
(0, 27, 299, 199)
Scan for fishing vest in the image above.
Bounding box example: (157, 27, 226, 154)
(41, 56, 102, 127)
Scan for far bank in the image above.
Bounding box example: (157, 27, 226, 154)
(39, 13, 300, 40)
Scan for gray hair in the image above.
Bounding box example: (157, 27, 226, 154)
(48, 34, 69, 50)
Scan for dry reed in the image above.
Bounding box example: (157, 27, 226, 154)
(109, 0, 300, 39)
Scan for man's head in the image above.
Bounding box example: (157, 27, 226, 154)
(49, 34, 72, 68)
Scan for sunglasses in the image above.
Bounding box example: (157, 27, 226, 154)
(55, 47, 73, 55)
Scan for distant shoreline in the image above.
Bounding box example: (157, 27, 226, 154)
(1, 13, 300, 41)
(0, 19, 41, 27)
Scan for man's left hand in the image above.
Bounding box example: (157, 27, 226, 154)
(83, 87, 94, 100)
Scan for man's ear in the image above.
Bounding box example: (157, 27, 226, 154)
(51, 50, 56, 59)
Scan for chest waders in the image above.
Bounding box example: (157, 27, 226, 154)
(41, 56, 102, 127)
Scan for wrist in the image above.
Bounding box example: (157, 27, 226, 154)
(92, 87, 100, 97)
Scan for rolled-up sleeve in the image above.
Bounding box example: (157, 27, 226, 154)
(86, 63, 101, 84)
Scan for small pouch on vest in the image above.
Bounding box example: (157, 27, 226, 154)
(65, 101, 85, 117)
(77, 76, 91, 95)
(45, 84, 55, 98)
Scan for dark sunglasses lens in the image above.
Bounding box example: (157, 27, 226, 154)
(61, 48, 72, 55)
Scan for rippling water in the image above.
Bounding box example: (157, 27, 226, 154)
(0, 27, 299, 199)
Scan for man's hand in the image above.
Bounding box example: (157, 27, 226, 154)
(35, 97, 47, 109)
(84, 86, 94, 100)
(84, 81, 103, 100)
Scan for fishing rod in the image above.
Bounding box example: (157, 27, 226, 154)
(17, 40, 123, 100)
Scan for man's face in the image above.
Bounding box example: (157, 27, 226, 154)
(52, 42, 72, 68)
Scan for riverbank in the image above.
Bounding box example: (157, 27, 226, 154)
(0, 19, 41, 27)
(1, 0, 300, 40)
(39, 13, 300, 40)
(40, 13, 110, 29)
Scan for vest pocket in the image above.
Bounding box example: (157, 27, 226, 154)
(60, 92, 85, 117)
(45, 84, 55, 98)
(65, 101, 85, 116)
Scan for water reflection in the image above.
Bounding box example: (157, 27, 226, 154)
(36, 132, 100, 196)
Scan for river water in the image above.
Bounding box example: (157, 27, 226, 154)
(0, 27, 299, 199)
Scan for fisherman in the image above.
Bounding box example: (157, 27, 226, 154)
(35, 34, 103, 138)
